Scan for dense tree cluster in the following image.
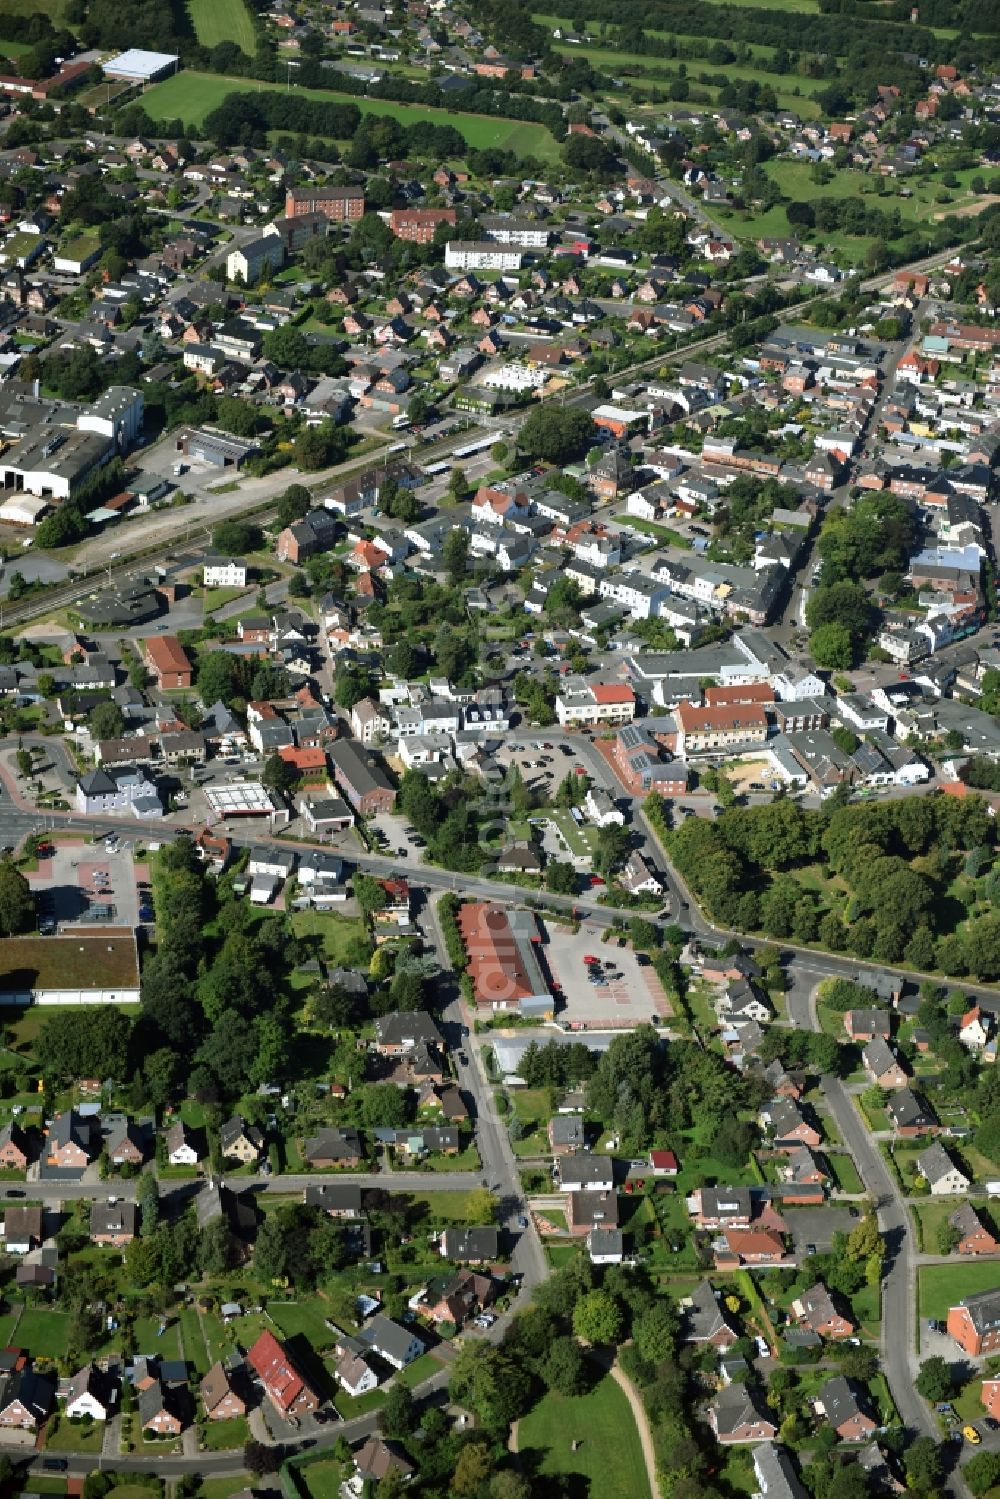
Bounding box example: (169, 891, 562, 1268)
(669, 793, 997, 974)
(134, 840, 304, 1106)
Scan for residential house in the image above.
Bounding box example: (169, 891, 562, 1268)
(3, 1206, 42, 1253)
(439, 1227, 498, 1264)
(219, 1115, 264, 1165)
(759, 1100, 821, 1151)
(359, 1313, 424, 1369)
(916, 1142, 970, 1196)
(548, 1116, 584, 1155)
(200, 1361, 246, 1421)
(791, 1283, 855, 1340)
(949, 1203, 999, 1256)
(247, 1330, 321, 1417)
(0, 1121, 28, 1171)
(139, 1380, 186, 1437)
(65, 1364, 116, 1421)
(89, 1201, 137, 1247)
(709, 1383, 778, 1443)
(886, 1089, 937, 1136)
(814, 1377, 877, 1442)
(681, 1280, 739, 1349)
(302, 1127, 363, 1168)
(45, 1110, 95, 1169)
(0, 1369, 53, 1429)
(165, 1121, 202, 1168)
(845, 1010, 891, 1043)
(861, 1038, 909, 1089)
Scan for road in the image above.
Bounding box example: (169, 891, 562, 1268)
(785, 976, 935, 1447)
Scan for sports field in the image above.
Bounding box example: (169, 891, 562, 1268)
(188, 0, 256, 54)
(141, 70, 561, 159)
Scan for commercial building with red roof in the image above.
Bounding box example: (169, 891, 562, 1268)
(556, 679, 636, 727)
(704, 683, 775, 708)
(674, 700, 768, 755)
(247, 1330, 320, 1416)
(456, 902, 551, 1016)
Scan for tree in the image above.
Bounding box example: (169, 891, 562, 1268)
(0, 861, 34, 938)
(354, 874, 388, 917)
(277, 483, 311, 528)
(453, 1443, 492, 1497)
(965, 1451, 1000, 1497)
(443, 527, 469, 587)
(595, 824, 631, 878)
(89, 701, 125, 741)
(904, 1436, 942, 1492)
(914, 1356, 954, 1403)
(572, 1289, 623, 1344)
(846, 1214, 883, 1263)
(467, 1188, 499, 1225)
(545, 861, 578, 895)
(540, 1335, 589, 1395)
(518, 406, 595, 465)
(810, 621, 854, 669)
(243, 1440, 281, 1476)
(295, 419, 347, 472)
(214, 521, 262, 555)
(261, 753, 299, 797)
(628, 918, 661, 952)
(936, 1220, 961, 1256)
(380, 1382, 417, 1437)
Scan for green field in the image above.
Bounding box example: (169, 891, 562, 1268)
(0, 0, 72, 23)
(298, 1458, 345, 1499)
(188, 0, 256, 54)
(919, 1263, 1000, 1322)
(16, 1309, 71, 1358)
(140, 71, 560, 160)
(519, 1372, 651, 1499)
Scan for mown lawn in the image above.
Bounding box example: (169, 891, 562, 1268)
(268, 1301, 336, 1350)
(827, 1153, 864, 1194)
(141, 71, 561, 159)
(518, 1371, 651, 1499)
(45, 1416, 104, 1452)
(298, 1457, 348, 1499)
(201, 1415, 250, 1451)
(16, 1309, 70, 1358)
(919, 1263, 1000, 1322)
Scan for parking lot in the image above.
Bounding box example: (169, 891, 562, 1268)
(29, 838, 141, 932)
(782, 1205, 859, 1256)
(495, 741, 580, 805)
(367, 811, 428, 863)
(541, 919, 667, 1029)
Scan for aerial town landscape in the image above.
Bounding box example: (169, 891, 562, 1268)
(0, 0, 996, 1496)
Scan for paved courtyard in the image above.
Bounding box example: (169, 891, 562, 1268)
(28, 838, 140, 931)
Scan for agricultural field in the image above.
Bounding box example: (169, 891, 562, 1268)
(517, 1371, 651, 1499)
(188, 0, 256, 54)
(140, 71, 561, 160)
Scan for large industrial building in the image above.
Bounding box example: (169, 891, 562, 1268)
(0, 383, 143, 502)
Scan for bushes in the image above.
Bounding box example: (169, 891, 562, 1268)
(437, 893, 468, 974)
